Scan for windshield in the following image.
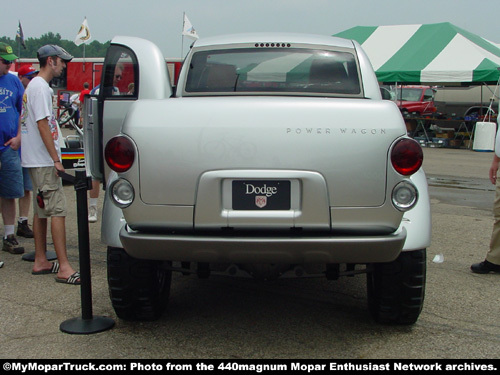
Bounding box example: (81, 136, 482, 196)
(185, 48, 361, 96)
(396, 88, 423, 102)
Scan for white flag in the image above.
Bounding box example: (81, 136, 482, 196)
(182, 14, 199, 40)
(75, 17, 91, 46)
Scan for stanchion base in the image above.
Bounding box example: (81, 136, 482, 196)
(22, 251, 57, 262)
(60, 316, 115, 335)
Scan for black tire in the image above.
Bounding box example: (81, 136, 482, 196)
(367, 249, 426, 325)
(107, 246, 172, 321)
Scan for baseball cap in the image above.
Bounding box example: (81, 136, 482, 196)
(37, 44, 73, 62)
(0, 42, 18, 61)
(18, 65, 38, 77)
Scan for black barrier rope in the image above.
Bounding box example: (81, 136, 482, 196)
(59, 170, 115, 334)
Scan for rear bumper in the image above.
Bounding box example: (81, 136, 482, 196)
(119, 226, 406, 264)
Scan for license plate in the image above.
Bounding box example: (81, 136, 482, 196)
(232, 180, 291, 210)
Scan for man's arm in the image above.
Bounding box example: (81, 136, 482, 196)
(37, 117, 65, 173)
(489, 154, 499, 185)
(4, 117, 22, 150)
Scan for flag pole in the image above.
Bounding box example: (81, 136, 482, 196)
(83, 16, 86, 72)
(16, 20, 21, 63)
(17, 40, 20, 70)
(181, 12, 185, 58)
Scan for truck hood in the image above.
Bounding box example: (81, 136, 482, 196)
(121, 96, 406, 207)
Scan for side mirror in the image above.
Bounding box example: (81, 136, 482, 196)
(380, 87, 392, 100)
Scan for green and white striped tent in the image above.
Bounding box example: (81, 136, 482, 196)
(334, 22, 500, 84)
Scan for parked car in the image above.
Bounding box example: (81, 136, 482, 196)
(395, 85, 437, 117)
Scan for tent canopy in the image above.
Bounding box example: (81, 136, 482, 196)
(334, 22, 500, 84)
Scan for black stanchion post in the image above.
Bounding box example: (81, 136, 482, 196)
(60, 169, 114, 334)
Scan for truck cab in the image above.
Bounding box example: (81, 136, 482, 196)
(395, 85, 437, 116)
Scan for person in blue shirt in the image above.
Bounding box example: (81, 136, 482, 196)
(0, 42, 25, 257)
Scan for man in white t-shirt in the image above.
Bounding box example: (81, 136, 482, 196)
(20, 45, 80, 284)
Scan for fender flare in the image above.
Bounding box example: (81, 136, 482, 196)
(101, 172, 126, 248)
(401, 169, 432, 251)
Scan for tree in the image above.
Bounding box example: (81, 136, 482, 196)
(0, 32, 110, 58)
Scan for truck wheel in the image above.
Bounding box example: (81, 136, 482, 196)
(107, 247, 172, 321)
(367, 249, 426, 325)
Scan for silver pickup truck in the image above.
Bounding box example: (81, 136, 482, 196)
(84, 33, 431, 324)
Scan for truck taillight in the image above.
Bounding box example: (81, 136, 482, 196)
(391, 138, 423, 176)
(105, 136, 135, 173)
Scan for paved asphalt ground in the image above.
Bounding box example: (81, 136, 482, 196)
(0, 147, 499, 359)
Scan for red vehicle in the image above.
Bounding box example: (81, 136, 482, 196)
(14, 57, 182, 92)
(395, 85, 437, 117)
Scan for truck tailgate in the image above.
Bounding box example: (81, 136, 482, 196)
(122, 96, 406, 208)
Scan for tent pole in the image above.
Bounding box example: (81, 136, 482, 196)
(480, 83, 484, 116)
(398, 82, 402, 109)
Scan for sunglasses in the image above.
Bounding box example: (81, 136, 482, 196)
(115, 74, 122, 79)
(1, 58, 13, 65)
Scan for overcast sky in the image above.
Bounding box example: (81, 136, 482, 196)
(1, 0, 499, 58)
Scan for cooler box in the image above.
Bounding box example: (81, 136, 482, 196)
(473, 122, 496, 152)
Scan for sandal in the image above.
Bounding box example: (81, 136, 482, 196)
(32, 262, 60, 275)
(55, 271, 81, 285)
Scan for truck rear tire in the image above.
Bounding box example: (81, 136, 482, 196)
(367, 249, 426, 325)
(107, 246, 172, 321)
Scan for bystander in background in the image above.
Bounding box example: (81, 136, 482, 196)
(86, 64, 123, 223)
(78, 82, 90, 127)
(471, 103, 500, 274)
(16, 64, 38, 239)
(0, 42, 26, 260)
(20, 44, 80, 284)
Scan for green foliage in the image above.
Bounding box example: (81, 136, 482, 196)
(0, 32, 110, 58)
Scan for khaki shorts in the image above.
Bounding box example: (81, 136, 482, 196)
(28, 167, 67, 218)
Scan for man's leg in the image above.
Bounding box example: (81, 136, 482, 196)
(32, 213, 51, 271)
(486, 179, 500, 265)
(17, 191, 34, 238)
(0, 147, 25, 253)
(1, 197, 16, 228)
(471, 178, 500, 273)
(88, 179, 100, 223)
(19, 191, 31, 218)
(17, 167, 34, 238)
(1, 197, 24, 254)
(51, 216, 78, 280)
(29, 168, 54, 273)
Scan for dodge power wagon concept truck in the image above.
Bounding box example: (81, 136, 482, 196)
(84, 33, 431, 324)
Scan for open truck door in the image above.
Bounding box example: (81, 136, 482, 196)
(83, 36, 173, 183)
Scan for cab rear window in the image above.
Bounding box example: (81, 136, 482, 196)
(185, 48, 361, 96)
